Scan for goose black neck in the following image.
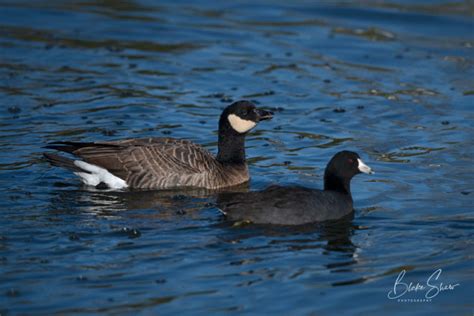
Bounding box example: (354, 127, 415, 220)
(216, 117, 246, 164)
(324, 173, 351, 196)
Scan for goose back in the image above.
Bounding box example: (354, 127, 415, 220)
(57, 138, 250, 190)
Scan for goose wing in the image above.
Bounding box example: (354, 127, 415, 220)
(47, 138, 217, 183)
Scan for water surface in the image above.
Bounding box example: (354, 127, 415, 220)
(0, 1, 473, 315)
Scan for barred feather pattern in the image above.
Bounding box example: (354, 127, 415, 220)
(70, 138, 249, 190)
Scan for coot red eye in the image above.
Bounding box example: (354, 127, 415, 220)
(348, 159, 353, 164)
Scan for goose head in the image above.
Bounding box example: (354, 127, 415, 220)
(222, 100, 273, 134)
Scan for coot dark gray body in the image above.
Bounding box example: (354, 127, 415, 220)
(217, 151, 373, 225)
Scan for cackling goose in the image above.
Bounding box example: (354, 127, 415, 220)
(44, 100, 273, 190)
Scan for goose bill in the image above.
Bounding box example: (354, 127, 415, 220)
(255, 109, 274, 121)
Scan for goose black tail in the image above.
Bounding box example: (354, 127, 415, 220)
(43, 153, 89, 173)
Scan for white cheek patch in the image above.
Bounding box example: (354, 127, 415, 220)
(74, 160, 128, 189)
(228, 114, 257, 133)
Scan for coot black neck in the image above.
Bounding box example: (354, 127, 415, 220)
(216, 116, 246, 164)
(324, 173, 352, 196)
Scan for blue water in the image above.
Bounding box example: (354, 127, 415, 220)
(0, 1, 473, 315)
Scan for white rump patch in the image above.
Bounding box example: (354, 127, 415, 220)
(357, 158, 374, 174)
(73, 160, 128, 189)
(228, 114, 257, 133)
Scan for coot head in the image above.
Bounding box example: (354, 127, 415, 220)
(221, 100, 274, 134)
(324, 151, 373, 193)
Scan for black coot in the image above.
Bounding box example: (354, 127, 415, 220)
(217, 151, 373, 225)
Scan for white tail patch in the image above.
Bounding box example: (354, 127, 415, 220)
(73, 160, 128, 189)
(228, 114, 256, 133)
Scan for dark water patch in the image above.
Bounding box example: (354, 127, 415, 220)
(242, 90, 276, 98)
(1, 25, 202, 53)
(332, 26, 396, 41)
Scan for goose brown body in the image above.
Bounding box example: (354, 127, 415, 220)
(48, 138, 249, 189)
